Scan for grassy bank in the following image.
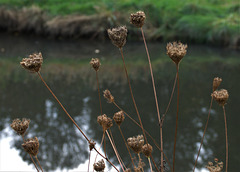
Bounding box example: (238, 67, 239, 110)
(0, 0, 239, 48)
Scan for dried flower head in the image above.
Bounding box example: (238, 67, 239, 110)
(107, 26, 127, 48)
(213, 77, 222, 92)
(166, 42, 187, 64)
(11, 118, 30, 136)
(142, 143, 153, 157)
(93, 159, 105, 172)
(127, 135, 144, 154)
(20, 52, 43, 72)
(212, 89, 229, 106)
(90, 58, 101, 71)
(97, 114, 113, 131)
(130, 11, 146, 28)
(22, 137, 39, 156)
(89, 139, 96, 151)
(113, 111, 125, 126)
(103, 89, 114, 103)
(206, 158, 223, 172)
(125, 168, 132, 172)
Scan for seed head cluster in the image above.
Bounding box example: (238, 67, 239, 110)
(93, 159, 105, 172)
(97, 114, 113, 131)
(11, 118, 30, 136)
(142, 143, 153, 157)
(130, 11, 146, 28)
(166, 42, 187, 64)
(107, 26, 127, 48)
(206, 158, 223, 172)
(22, 137, 39, 156)
(213, 77, 222, 92)
(127, 135, 144, 154)
(20, 52, 43, 72)
(113, 111, 125, 126)
(103, 89, 114, 103)
(90, 58, 101, 71)
(212, 89, 229, 106)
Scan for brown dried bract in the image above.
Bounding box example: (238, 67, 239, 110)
(127, 135, 144, 154)
(166, 42, 187, 65)
(93, 159, 105, 172)
(90, 58, 101, 71)
(113, 111, 125, 126)
(130, 11, 146, 28)
(89, 139, 96, 151)
(213, 77, 222, 92)
(11, 118, 30, 136)
(107, 26, 127, 48)
(142, 143, 153, 157)
(212, 89, 229, 106)
(103, 89, 114, 103)
(97, 114, 113, 131)
(20, 52, 43, 72)
(22, 137, 39, 156)
(206, 158, 223, 172)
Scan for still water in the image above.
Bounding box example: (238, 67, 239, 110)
(0, 33, 239, 171)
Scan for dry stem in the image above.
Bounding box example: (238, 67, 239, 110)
(35, 156, 44, 172)
(96, 71, 103, 115)
(223, 106, 228, 172)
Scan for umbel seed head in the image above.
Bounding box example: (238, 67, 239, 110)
(103, 89, 114, 103)
(90, 58, 101, 71)
(142, 143, 153, 157)
(93, 159, 105, 172)
(166, 41, 187, 65)
(20, 52, 43, 72)
(107, 26, 127, 48)
(130, 11, 146, 28)
(213, 77, 222, 92)
(11, 118, 30, 136)
(212, 89, 229, 106)
(113, 111, 125, 126)
(206, 158, 223, 172)
(127, 135, 144, 154)
(97, 114, 113, 131)
(22, 137, 39, 156)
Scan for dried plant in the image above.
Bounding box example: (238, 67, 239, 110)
(130, 11, 146, 28)
(107, 26, 127, 48)
(166, 42, 187, 65)
(212, 89, 229, 106)
(206, 158, 223, 172)
(213, 77, 222, 92)
(97, 114, 113, 131)
(20, 52, 43, 72)
(90, 58, 101, 71)
(113, 111, 125, 126)
(103, 89, 114, 103)
(11, 118, 30, 136)
(93, 159, 105, 172)
(127, 135, 144, 154)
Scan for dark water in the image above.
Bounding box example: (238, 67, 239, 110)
(0, 33, 239, 171)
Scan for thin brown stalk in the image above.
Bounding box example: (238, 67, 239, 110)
(118, 125, 135, 168)
(223, 106, 228, 172)
(88, 151, 91, 172)
(148, 157, 153, 172)
(37, 72, 90, 142)
(106, 130, 125, 172)
(173, 64, 180, 172)
(193, 97, 213, 172)
(21, 136, 39, 172)
(94, 132, 105, 166)
(96, 71, 103, 115)
(140, 27, 163, 172)
(35, 156, 44, 172)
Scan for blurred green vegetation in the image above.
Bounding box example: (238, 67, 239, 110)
(0, 0, 239, 46)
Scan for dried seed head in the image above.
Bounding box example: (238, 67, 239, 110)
(213, 77, 222, 92)
(89, 139, 96, 151)
(166, 42, 187, 65)
(90, 58, 101, 71)
(22, 137, 39, 156)
(97, 114, 113, 131)
(125, 168, 132, 172)
(130, 11, 146, 28)
(142, 143, 153, 157)
(103, 89, 114, 103)
(113, 111, 125, 126)
(206, 158, 223, 172)
(107, 26, 127, 48)
(11, 118, 30, 136)
(20, 52, 43, 72)
(127, 135, 144, 154)
(93, 159, 105, 172)
(212, 89, 229, 106)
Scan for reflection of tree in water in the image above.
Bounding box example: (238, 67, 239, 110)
(0, 62, 239, 171)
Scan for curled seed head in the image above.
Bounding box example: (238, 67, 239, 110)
(142, 143, 153, 157)
(90, 58, 101, 71)
(213, 77, 222, 92)
(103, 89, 114, 103)
(11, 118, 30, 136)
(22, 137, 39, 156)
(130, 11, 146, 28)
(166, 41, 187, 65)
(113, 111, 125, 126)
(212, 89, 229, 106)
(107, 26, 127, 48)
(89, 139, 96, 151)
(97, 114, 113, 131)
(127, 135, 144, 154)
(93, 159, 105, 172)
(20, 52, 43, 72)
